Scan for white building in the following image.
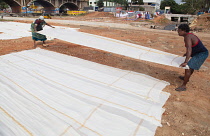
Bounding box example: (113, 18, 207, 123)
(143, 0, 161, 9)
(89, 0, 97, 7)
(89, 0, 115, 7)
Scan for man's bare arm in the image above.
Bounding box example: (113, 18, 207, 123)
(46, 23, 54, 28)
(34, 24, 37, 32)
(180, 35, 192, 67)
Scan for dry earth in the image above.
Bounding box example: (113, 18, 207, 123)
(0, 12, 210, 136)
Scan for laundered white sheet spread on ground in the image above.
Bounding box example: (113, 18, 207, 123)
(0, 22, 187, 68)
(0, 22, 31, 39)
(0, 22, 55, 41)
(0, 48, 170, 136)
(39, 27, 188, 69)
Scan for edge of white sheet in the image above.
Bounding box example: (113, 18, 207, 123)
(38, 27, 189, 69)
(0, 22, 189, 69)
(0, 48, 170, 136)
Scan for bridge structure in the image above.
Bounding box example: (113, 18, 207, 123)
(3, 0, 89, 13)
(165, 14, 197, 23)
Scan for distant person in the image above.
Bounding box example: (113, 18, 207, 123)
(31, 16, 54, 48)
(145, 12, 148, 19)
(138, 12, 142, 18)
(145, 12, 150, 19)
(176, 24, 208, 91)
(42, 10, 45, 16)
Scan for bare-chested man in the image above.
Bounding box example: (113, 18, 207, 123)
(176, 24, 208, 91)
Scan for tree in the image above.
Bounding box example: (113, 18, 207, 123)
(182, 0, 210, 13)
(97, 0, 104, 8)
(109, 0, 128, 6)
(138, 6, 145, 11)
(0, 0, 9, 9)
(160, 0, 197, 14)
(160, 0, 179, 13)
(131, 0, 144, 5)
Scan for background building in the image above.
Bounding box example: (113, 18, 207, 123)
(88, 0, 115, 7)
(143, 0, 161, 9)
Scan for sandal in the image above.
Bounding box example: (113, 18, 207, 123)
(42, 44, 49, 47)
(175, 87, 186, 91)
(179, 76, 184, 80)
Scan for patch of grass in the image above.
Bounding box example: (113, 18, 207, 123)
(77, 13, 87, 16)
(144, 20, 154, 23)
(0, 19, 13, 21)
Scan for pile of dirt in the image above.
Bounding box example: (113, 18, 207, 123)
(190, 13, 210, 32)
(83, 12, 114, 18)
(53, 11, 120, 23)
(152, 15, 172, 25)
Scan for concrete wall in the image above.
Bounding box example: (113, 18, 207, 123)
(165, 14, 197, 23)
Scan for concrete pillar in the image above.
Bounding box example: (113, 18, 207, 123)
(178, 17, 180, 23)
(20, 0, 23, 5)
(55, 0, 59, 7)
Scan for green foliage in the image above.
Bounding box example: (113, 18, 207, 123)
(0, 19, 12, 21)
(182, 0, 209, 13)
(160, 0, 210, 14)
(116, 0, 128, 5)
(97, 0, 104, 8)
(138, 6, 145, 11)
(106, 0, 128, 5)
(160, 0, 178, 13)
(179, 3, 196, 14)
(0, 0, 9, 9)
(131, 0, 144, 5)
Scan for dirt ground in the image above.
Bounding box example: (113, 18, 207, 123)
(0, 12, 210, 136)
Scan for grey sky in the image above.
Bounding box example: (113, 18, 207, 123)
(175, 0, 183, 3)
(160, 0, 183, 4)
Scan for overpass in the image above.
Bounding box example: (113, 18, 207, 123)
(2, 0, 88, 13)
(164, 14, 197, 23)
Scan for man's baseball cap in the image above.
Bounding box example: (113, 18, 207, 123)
(39, 16, 44, 20)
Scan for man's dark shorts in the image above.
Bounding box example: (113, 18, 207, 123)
(188, 51, 209, 70)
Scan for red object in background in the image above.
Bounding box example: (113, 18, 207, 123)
(116, 7, 122, 10)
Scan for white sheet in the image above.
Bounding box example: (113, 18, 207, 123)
(39, 27, 188, 69)
(0, 22, 31, 39)
(0, 22, 188, 69)
(0, 48, 170, 136)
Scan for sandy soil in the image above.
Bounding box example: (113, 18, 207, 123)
(0, 12, 210, 136)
